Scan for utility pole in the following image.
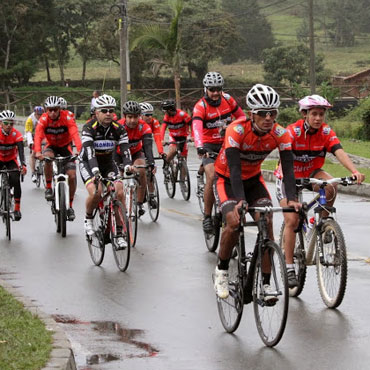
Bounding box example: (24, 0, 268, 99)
(308, 0, 316, 93)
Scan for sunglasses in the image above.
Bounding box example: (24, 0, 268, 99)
(47, 107, 60, 112)
(99, 108, 115, 114)
(253, 110, 278, 117)
(208, 87, 222, 92)
(142, 113, 153, 117)
(2, 121, 14, 126)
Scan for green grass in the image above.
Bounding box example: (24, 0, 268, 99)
(0, 286, 52, 370)
(340, 138, 370, 159)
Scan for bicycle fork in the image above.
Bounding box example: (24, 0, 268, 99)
(54, 174, 69, 212)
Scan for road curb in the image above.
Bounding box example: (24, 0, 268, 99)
(262, 170, 370, 198)
(0, 275, 76, 370)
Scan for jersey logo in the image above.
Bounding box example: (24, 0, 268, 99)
(293, 127, 301, 137)
(233, 124, 244, 136)
(274, 126, 286, 137)
(228, 136, 240, 148)
(279, 142, 292, 151)
(323, 127, 331, 135)
(94, 140, 115, 150)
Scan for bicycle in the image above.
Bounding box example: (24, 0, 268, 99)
(86, 174, 131, 272)
(279, 176, 356, 308)
(162, 139, 191, 201)
(0, 167, 19, 241)
(216, 204, 297, 347)
(44, 154, 77, 238)
(34, 158, 45, 188)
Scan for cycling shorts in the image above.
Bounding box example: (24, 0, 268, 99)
(79, 158, 118, 185)
(43, 144, 76, 171)
(202, 143, 222, 167)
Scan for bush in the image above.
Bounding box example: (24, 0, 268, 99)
(329, 119, 363, 139)
(277, 106, 301, 127)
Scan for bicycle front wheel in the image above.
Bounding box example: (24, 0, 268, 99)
(316, 219, 347, 308)
(164, 162, 176, 198)
(217, 242, 244, 333)
(3, 189, 11, 241)
(35, 161, 41, 188)
(87, 209, 105, 266)
(126, 187, 138, 247)
(204, 203, 221, 252)
(58, 183, 67, 237)
(196, 172, 205, 215)
(279, 222, 307, 297)
(148, 175, 160, 222)
(253, 241, 289, 347)
(110, 200, 131, 272)
(179, 160, 191, 201)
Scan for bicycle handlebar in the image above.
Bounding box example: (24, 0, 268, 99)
(163, 139, 191, 146)
(296, 176, 357, 187)
(44, 154, 78, 162)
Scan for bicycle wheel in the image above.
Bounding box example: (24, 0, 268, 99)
(204, 203, 221, 252)
(87, 209, 105, 266)
(316, 219, 347, 308)
(279, 222, 307, 297)
(196, 173, 205, 215)
(3, 188, 11, 241)
(58, 183, 67, 237)
(126, 186, 138, 248)
(253, 241, 289, 347)
(110, 200, 131, 272)
(148, 175, 160, 222)
(179, 160, 191, 201)
(164, 162, 176, 198)
(217, 242, 244, 333)
(35, 161, 41, 188)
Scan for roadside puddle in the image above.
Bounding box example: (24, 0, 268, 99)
(52, 315, 159, 368)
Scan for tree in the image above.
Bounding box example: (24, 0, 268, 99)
(131, 0, 184, 108)
(220, 0, 274, 63)
(262, 44, 327, 88)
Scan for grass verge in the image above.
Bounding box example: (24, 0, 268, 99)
(0, 286, 52, 370)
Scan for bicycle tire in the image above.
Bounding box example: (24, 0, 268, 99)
(316, 218, 347, 308)
(196, 172, 205, 215)
(164, 162, 176, 198)
(35, 161, 41, 188)
(253, 241, 289, 347)
(148, 175, 160, 222)
(216, 241, 244, 333)
(58, 183, 67, 237)
(179, 160, 191, 201)
(204, 203, 221, 252)
(126, 186, 138, 248)
(111, 200, 131, 272)
(279, 222, 307, 297)
(87, 208, 105, 266)
(4, 188, 11, 241)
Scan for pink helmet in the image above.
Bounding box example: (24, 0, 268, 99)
(298, 95, 332, 111)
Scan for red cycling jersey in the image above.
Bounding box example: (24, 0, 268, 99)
(192, 93, 245, 147)
(274, 119, 342, 179)
(118, 118, 152, 155)
(34, 110, 82, 153)
(160, 109, 191, 140)
(146, 116, 163, 154)
(0, 127, 24, 163)
(215, 118, 292, 180)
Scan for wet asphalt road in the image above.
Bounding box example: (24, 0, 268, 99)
(1, 147, 370, 370)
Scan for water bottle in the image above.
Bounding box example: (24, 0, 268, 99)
(319, 188, 326, 205)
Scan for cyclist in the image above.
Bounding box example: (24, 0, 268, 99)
(160, 99, 192, 170)
(34, 96, 82, 221)
(140, 102, 164, 157)
(192, 71, 246, 233)
(59, 97, 75, 118)
(118, 101, 156, 215)
(275, 94, 365, 288)
(0, 110, 27, 221)
(79, 94, 132, 247)
(213, 84, 300, 300)
(25, 106, 44, 182)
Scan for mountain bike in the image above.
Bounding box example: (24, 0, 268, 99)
(0, 167, 19, 241)
(217, 204, 297, 347)
(279, 176, 356, 308)
(163, 140, 191, 201)
(45, 155, 77, 238)
(86, 174, 131, 272)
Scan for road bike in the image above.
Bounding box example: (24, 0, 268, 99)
(86, 174, 131, 272)
(217, 204, 297, 347)
(34, 158, 45, 188)
(279, 176, 356, 308)
(162, 140, 191, 201)
(45, 155, 77, 238)
(0, 167, 19, 241)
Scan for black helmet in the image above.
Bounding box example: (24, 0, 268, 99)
(122, 101, 141, 115)
(161, 99, 176, 111)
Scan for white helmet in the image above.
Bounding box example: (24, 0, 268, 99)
(0, 110, 15, 120)
(246, 84, 280, 110)
(44, 96, 61, 108)
(140, 102, 154, 114)
(203, 72, 224, 88)
(59, 97, 68, 109)
(298, 94, 332, 111)
(94, 94, 117, 109)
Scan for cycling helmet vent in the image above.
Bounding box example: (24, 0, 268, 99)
(246, 84, 280, 110)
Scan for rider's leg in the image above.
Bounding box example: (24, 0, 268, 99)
(312, 170, 337, 218)
(203, 163, 215, 216)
